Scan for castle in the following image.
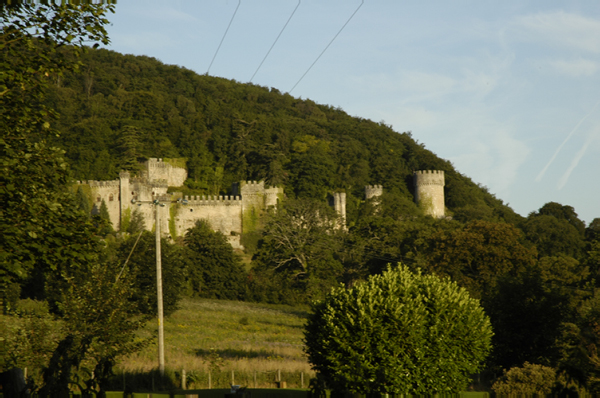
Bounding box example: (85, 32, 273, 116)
(78, 158, 282, 249)
(79, 158, 445, 248)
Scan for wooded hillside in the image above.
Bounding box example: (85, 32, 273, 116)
(47, 47, 520, 225)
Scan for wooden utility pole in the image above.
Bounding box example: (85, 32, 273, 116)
(156, 201, 165, 376)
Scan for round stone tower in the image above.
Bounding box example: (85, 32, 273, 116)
(413, 170, 445, 218)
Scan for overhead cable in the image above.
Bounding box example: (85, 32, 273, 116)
(250, 0, 301, 83)
(289, 0, 364, 93)
(207, 0, 242, 75)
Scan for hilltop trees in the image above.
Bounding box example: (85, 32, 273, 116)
(304, 265, 493, 395)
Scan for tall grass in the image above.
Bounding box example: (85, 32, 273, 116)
(116, 297, 315, 389)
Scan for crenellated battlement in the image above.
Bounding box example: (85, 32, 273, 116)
(414, 170, 445, 186)
(183, 195, 242, 204)
(365, 184, 384, 200)
(147, 158, 167, 167)
(79, 180, 120, 188)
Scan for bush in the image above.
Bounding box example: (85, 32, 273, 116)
(304, 265, 493, 395)
(492, 362, 557, 395)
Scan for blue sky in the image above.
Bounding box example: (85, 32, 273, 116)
(102, 1, 600, 224)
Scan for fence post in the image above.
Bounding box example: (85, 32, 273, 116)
(254, 371, 257, 388)
(301, 372, 304, 389)
(182, 368, 187, 390)
(232, 370, 235, 386)
(208, 370, 212, 389)
(278, 369, 281, 382)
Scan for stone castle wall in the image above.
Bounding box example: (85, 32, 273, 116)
(85, 180, 121, 228)
(81, 162, 282, 249)
(413, 170, 445, 218)
(174, 195, 243, 249)
(146, 158, 187, 187)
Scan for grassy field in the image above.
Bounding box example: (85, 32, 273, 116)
(116, 297, 315, 389)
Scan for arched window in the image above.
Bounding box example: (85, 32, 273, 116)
(96, 196, 101, 202)
(109, 193, 114, 202)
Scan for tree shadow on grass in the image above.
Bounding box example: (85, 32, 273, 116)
(194, 347, 291, 360)
(103, 368, 180, 393)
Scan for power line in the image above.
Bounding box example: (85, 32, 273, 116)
(289, 0, 364, 94)
(250, 0, 301, 83)
(207, 0, 242, 75)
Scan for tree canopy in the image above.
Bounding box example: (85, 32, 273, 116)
(304, 265, 493, 395)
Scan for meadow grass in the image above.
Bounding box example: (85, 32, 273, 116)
(116, 297, 315, 389)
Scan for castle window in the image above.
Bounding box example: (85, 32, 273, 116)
(96, 196, 101, 202)
(131, 191, 135, 195)
(190, 209, 194, 212)
(109, 194, 114, 202)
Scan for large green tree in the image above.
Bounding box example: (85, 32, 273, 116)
(424, 220, 537, 299)
(304, 265, 493, 395)
(183, 219, 247, 300)
(115, 231, 186, 317)
(252, 198, 344, 301)
(523, 202, 586, 259)
(1, 2, 113, 306)
(1, 3, 150, 395)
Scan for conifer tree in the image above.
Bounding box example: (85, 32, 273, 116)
(75, 186, 91, 217)
(116, 125, 144, 173)
(126, 208, 146, 234)
(98, 200, 113, 235)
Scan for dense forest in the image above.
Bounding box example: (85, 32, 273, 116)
(47, 47, 521, 225)
(2, 3, 600, 395)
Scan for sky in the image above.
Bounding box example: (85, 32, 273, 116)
(102, 0, 600, 224)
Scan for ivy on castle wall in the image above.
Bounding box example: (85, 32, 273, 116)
(169, 203, 178, 239)
(162, 157, 187, 170)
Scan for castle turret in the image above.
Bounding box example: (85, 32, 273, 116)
(333, 192, 346, 228)
(413, 170, 445, 218)
(119, 171, 131, 230)
(365, 185, 383, 200)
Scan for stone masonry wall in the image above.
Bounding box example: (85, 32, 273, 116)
(146, 158, 187, 187)
(413, 170, 445, 218)
(86, 180, 121, 229)
(175, 195, 243, 249)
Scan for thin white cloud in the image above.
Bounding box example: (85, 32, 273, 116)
(558, 131, 599, 190)
(548, 58, 599, 77)
(513, 11, 600, 53)
(537, 100, 600, 182)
